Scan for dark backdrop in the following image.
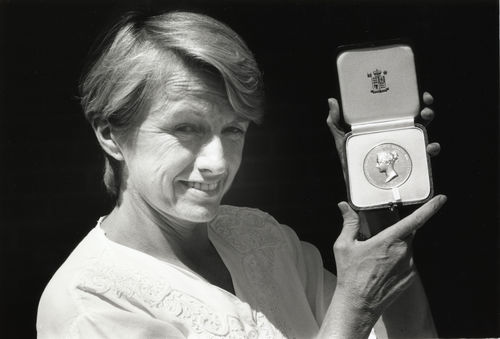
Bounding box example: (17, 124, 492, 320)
(1, 0, 498, 337)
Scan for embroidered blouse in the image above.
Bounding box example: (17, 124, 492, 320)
(36, 206, 361, 338)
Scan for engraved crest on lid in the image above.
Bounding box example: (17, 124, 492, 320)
(363, 143, 412, 189)
(367, 69, 389, 94)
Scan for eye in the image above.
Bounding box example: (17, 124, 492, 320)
(175, 124, 199, 134)
(222, 126, 246, 135)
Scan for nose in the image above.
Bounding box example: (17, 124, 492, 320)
(195, 135, 227, 177)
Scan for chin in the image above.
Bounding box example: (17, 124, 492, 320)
(175, 203, 220, 223)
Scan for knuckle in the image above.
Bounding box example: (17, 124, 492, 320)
(394, 244, 407, 257)
(413, 212, 425, 228)
(400, 243, 411, 257)
(343, 215, 359, 227)
(384, 238, 412, 258)
(333, 239, 348, 254)
(389, 242, 407, 257)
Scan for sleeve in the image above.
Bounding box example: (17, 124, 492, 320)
(277, 224, 337, 325)
(278, 224, 378, 339)
(300, 240, 337, 325)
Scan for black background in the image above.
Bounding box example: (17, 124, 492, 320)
(1, 0, 498, 337)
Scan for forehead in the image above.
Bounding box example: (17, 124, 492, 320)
(149, 63, 237, 120)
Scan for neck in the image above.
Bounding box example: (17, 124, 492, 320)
(101, 190, 213, 269)
(385, 168, 398, 182)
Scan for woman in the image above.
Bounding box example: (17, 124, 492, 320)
(37, 11, 445, 338)
(376, 151, 399, 183)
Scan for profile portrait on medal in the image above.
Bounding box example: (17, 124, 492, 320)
(363, 142, 414, 190)
(36, 9, 445, 339)
(376, 150, 399, 183)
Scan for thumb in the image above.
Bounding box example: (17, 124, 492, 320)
(338, 201, 360, 240)
(326, 98, 345, 145)
(327, 98, 348, 180)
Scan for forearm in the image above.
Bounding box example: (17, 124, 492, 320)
(374, 271, 437, 339)
(316, 289, 378, 339)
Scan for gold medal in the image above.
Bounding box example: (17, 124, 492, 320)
(363, 143, 412, 189)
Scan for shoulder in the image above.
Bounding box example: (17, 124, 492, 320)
(210, 205, 295, 253)
(211, 205, 320, 260)
(38, 225, 107, 303)
(37, 225, 107, 336)
(215, 205, 279, 226)
(37, 224, 178, 337)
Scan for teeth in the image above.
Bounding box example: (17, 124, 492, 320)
(187, 181, 218, 191)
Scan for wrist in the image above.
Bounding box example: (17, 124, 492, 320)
(318, 289, 379, 339)
(332, 287, 379, 321)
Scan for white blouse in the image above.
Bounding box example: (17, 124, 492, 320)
(37, 205, 373, 339)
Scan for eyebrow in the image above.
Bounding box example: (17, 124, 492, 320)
(232, 117, 250, 124)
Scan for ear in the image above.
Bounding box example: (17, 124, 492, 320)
(92, 118, 124, 161)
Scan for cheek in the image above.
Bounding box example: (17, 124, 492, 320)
(126, 136, 195, 186)
(223, 140, 245, 186)
(226, 140, 244, 169)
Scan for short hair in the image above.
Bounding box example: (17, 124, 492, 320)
(80, 11, 264, 197)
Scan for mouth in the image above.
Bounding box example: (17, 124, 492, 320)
(183, 181, 220, 192)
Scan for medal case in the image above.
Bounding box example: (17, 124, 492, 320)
(337, 44, 433, 210)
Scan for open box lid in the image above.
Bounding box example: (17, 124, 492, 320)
(337, 44, 419, 127)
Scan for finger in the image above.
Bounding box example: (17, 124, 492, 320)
(420, 107, 434, 123)
(326, 98, 345, 138)
(426, 142, 441, 157)
(423, 92, 434, 105)
(337, 201, 360, 241)
(327, 98, 341, 125)
(326, 98, 348, 175)
(374, 195, 447, 241)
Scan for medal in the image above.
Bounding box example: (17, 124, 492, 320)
(363, 143, 412, 190)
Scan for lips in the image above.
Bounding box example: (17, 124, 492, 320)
(184, 181, 219, 192)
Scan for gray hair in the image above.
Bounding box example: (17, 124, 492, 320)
(80, 11, 264, 196)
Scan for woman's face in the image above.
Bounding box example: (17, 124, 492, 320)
(118, 66, 249, 225)
(376, 155, 389, 172)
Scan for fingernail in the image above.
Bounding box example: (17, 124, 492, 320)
(337, 202, 348, 214)
(435, 194, 447, 206)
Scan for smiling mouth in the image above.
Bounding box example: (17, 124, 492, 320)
(184, 181, 220, 192)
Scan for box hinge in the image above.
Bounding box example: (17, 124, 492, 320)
(351, 118, 415, 134)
